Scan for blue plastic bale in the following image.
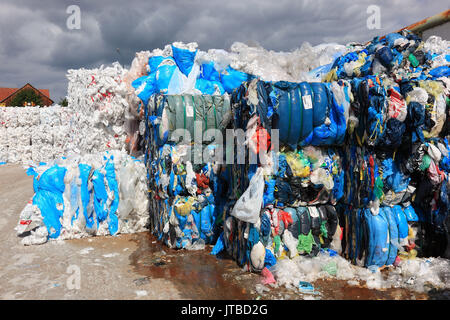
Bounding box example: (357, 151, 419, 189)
(276, 83, 303, 148)
(301, 83, 346, 146)
(299, 82, 314, 141)
(309, 82, 329, 127)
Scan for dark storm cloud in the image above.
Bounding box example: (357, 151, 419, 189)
(0, 0, 448, 102)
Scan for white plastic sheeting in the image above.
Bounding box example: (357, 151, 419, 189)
(1, 63, 130, 164)
(271, 251, 450, 293)
(0, 106, 72, 163)
(66, 62, 129, 156)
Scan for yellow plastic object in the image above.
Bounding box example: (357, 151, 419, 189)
(352, 52, 367, 77)
(174, 196, 195, 216)
(285, 152, 310, 177)
(324, 68, 337, 83)
(398, 249, 418, 261)
(419, 80, 444, 98)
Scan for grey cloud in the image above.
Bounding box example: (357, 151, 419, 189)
(0, 0, 448, 101)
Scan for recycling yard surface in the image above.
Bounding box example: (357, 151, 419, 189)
(1, 163, 443, 300)
(1, 2, 450, 304)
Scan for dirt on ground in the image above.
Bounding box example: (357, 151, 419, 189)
(0, 164, 442, 300)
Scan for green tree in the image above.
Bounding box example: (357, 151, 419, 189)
(59, 97, 68, 107)
(10, 88, 43, 107)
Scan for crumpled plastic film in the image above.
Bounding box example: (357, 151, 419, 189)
(16, 150, 149, 245)
(1, 63, 130, 164)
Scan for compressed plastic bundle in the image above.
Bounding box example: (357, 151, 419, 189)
(200, 78, 347, 273)
(154, 94, 232, 146)
(145, 144, 225, 250)
(0, 105, 76, 165)
(15, 150, 149, 245)
(230, 79, 350, 149)
(348, 77, 447, 149)
(3, 107, 18, 128)
(143, 92, 231, 250)
(327, 31, 450, 85)
(219, 145, 345, 272)
(1, 64, 128, 166)
(0, 121, 6, 162)
(207, 31, 449, 277)
(7, 29, 439, 284)
(66, 62, 129, 156)
(192, 41, 347, 85)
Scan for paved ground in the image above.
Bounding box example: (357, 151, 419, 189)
(0, 164, 434, 300)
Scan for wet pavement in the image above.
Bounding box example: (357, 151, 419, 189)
(0, 163, 446, 300)
(129, 232, 254, 299)
(127, 231, 431, 300)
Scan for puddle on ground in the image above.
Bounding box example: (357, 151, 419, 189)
(128, 232, 257, 300)
(128, 232, 436, 300)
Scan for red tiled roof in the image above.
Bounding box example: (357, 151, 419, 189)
(0, 88, 18, 101)
(39, 89, 50, 98)
(0, 85, 51, 102)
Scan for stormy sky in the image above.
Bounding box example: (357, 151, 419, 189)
(0, 0, 448, 102)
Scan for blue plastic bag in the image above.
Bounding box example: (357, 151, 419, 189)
(429, 66, 450, 78)
(32, 165, 67, 239)
(156, 64, 176, 93)
(220, 66, 250, 93)
(264, 249, 277, 268)
(105, 159, 119, 235)
(132, 73, 157, 106)
(171, 45, 197, 76)
(211, 232, 225, 255)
